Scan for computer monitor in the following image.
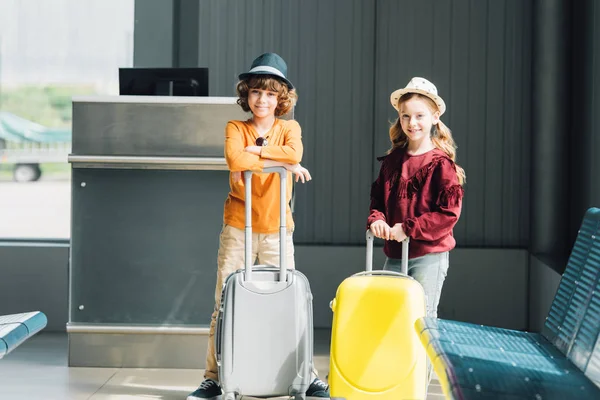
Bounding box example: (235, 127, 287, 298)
(119, 67, 209, 96)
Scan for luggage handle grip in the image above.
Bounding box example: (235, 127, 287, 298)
(244, 167, 287, 282)
(352, 270, 406, 278)
(366, 229, 409, 274)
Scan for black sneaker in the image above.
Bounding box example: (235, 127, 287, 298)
(306, 378, 330, 397)
(187, 379, 222, 399)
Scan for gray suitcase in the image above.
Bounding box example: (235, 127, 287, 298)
(215, 167, 313, 400)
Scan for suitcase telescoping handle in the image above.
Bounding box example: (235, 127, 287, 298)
(243, 167, 287, 282)
(365, 229, 409, 274)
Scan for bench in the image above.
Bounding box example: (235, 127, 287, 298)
(0, 311, 47, 359)
(416, 207, 600, 399)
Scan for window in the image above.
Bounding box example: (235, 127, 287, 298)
(0, 0, 134, 239)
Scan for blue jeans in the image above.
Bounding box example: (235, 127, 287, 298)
(383, 252, 449, 318)
(383, 251, 450, 391)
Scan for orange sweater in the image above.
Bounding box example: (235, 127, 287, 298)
(223, 118, 303, 233)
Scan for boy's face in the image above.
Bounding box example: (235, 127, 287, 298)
(247, 88, 278, 118)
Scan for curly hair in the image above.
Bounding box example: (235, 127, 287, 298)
(389, 93, 466, 185)
(236, 76, 297, 117)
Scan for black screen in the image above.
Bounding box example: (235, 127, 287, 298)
(119, 68, 209, 96)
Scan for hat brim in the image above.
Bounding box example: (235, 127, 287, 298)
(390, 88, 446, 115)
(238, 72, 294, 90)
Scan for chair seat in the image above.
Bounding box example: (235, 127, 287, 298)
(0, 311, 48, 359)
(417, 318, 600, 400)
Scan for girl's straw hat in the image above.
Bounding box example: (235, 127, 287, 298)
(239, 53, 294, 90)
(390, 77, 446, 115)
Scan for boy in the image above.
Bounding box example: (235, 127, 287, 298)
(187, 53, 329, 400)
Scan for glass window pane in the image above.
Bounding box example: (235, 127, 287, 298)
(0, 0, 134, 239)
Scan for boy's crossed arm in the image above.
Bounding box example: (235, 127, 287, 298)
(225, 122, 311, 183)
(250, 120, 303, 165)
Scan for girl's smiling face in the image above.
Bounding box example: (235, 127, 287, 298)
(247, 88, 278, 118)
(399, 96, 440, 142)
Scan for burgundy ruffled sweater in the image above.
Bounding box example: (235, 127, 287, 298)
(367, 147, 464, 259)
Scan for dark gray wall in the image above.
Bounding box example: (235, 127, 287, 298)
(0, 243, 69, 332)
(592, 2, 600, 207)
(1, 241, 528, 331)
(374, 0, 532, 247)
(570, 0, 600, 246)
(133, 0, 176, 67)
(133, 0, 534, 247)
(194, 0, 377, 245)
(529, 255, 561, 332)
(529, 0, 600, 271)
(530, 0, 572, 271)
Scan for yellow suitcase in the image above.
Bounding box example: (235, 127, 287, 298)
(329, 232, 427, 400)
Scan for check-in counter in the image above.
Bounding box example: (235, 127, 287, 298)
(67, 96, 248, 368)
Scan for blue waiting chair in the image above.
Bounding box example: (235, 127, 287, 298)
(0, 311, 47, 359)
(416, 207, 600, 399)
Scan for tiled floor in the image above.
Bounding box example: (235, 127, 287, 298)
(0, 332, 444, 400)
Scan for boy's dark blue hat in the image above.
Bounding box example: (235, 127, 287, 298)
(239, 53, 294, 90)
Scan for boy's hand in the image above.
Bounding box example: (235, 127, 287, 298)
(231, 171, 242, 182)
(370, 220, 391, 240)
(390, 223, 407, 242)
(285, 163, 312, 183)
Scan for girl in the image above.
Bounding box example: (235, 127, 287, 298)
(367, 77, 465, 385)
(187, 53, 329, 400)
